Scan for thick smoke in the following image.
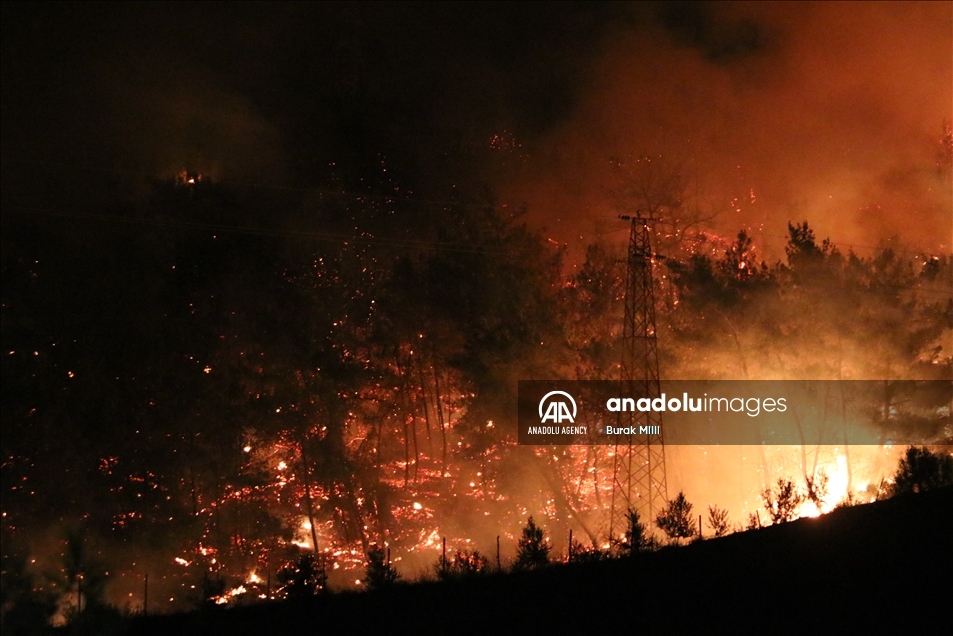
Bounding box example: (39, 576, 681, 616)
(504, 3, 952, 259)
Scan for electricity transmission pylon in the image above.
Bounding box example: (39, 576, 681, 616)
(608, 213, 668, 539)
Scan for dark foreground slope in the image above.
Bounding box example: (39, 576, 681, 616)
(127, 488, 951, 635)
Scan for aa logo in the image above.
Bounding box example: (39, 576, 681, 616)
(538, 391, 577, 424)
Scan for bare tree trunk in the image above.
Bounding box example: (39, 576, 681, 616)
(432, 364, 448, 469)
(793, 405, 809, 484)
(395, 352, 411, 487)
(836, 342, 853, 493)
(722, 317, 769, 491)
(410, 410, 419, 483)
(814, 383, 834, 477)
(842, 401, 852, 493)
(720, 311, 749, 379)
(575, 446, 590, 501)
(591, 446, 602, 508)
(416, 356, 433, 446)
(299, 431, 320, 553)
(445, 383, 454, 473)
(188, 433, 199, 517)
(213, 481, 223, 548)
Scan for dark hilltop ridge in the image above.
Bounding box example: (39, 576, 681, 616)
(106, 487, 951, 635)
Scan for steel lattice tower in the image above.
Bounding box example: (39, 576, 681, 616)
(608, 214, 668, 539)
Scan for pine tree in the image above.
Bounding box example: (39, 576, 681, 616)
(514, 516, 551, 571)
(620, 508, 654, 554)
(655, 492, 697, 543)
(364, 546, 400, 590)
(892, 446, 953, 494)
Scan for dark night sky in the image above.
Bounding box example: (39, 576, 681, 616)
(2, 2, 951, 256)
(1, 3, 626, 182)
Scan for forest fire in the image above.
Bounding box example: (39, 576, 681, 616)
(149, 385, 935, 598)
(1, 3, 950, 631)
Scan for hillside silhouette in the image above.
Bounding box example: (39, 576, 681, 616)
(116, 488, 951, 635)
